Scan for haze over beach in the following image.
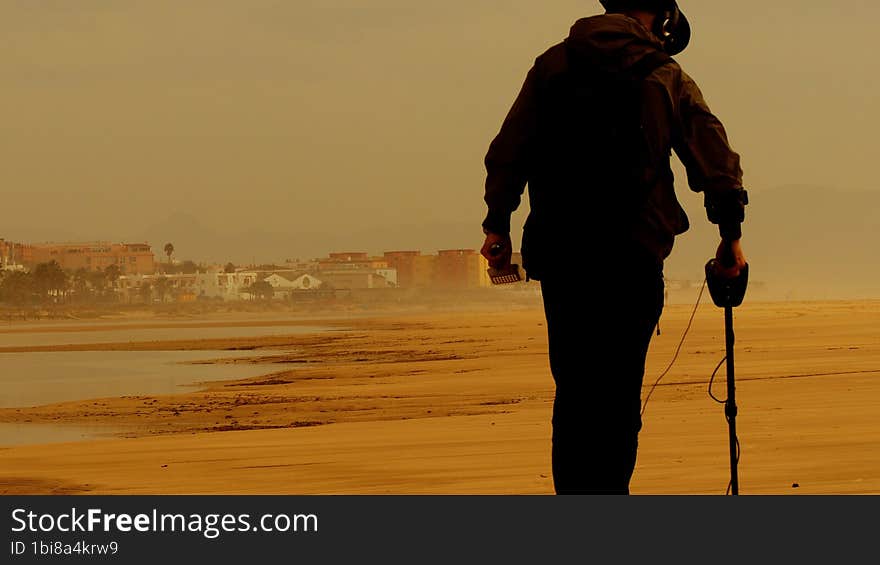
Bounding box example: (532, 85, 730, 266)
(1, 1, 879, 499)
(2, 1, 878, 298)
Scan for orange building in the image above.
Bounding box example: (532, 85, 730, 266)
(383, 251, 439, 288)
(319, 252, 388, 271)
(27, 242, 155, 275)
(327, 252, 369, 262)
(317, 250, 488, 289)
(435, 249, 490, 289)
(0, 239, 34, 268)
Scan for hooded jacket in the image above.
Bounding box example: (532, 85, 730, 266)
(482, 14, 747, 276)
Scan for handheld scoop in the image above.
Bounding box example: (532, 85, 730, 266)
(486, 243, 523, 285)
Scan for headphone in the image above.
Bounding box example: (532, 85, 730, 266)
(599, 0, 692, 55)
(655, 5, 679, 39)
(654, 2, 690, 56)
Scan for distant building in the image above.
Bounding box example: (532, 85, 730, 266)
(167, 274, 199, 303)
(315, 252, 396, 289)
(283, 258, 320, 272)
(383, 251, 435, 288)
(0, 239, 31, 271)
(374, 268, 398, 287)
(435, 249, 490, 289)
(202, 271, 260, 300)
(318, 252, 389, 271)
(318, 249, 489, 289)
(319, 270, 391, 290)
(264, 272, 324, 297)
(328, 252, 369, 262)
(27, 242, 155, 275)
(117, 270, 261, 303)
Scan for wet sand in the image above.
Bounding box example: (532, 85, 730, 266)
(1, 300, 878, 494)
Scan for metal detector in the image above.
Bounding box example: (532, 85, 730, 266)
(705, 257, 749, 495)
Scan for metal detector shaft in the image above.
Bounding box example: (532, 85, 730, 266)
(724, 305, 739, 495)
(706, 259, 749, 495)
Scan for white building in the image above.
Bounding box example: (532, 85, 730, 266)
(0, 240, 26, 272)
(117, 270, 261, 302)
(374, 268, 398, 287)
(264, 272, 324, 297)
(204, 271, 260, 300)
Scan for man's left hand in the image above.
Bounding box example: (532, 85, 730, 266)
(714, 239, 747, 279)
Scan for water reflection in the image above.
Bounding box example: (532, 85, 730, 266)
(0, 350, 277, 409)
(0, 321, 323, 446)
(0, 323, 330, 348)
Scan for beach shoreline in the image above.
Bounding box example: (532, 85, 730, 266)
(1, 299, 878, 494)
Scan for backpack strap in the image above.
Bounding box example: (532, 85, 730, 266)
(626, 51, 674, 80)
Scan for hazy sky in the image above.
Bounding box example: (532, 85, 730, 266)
(3, 1, 878, 262)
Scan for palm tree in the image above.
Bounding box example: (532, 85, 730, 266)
(163, 243, 174, 268)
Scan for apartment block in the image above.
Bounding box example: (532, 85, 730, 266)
(0, 239, 33, 270)
(435, 249, 490, 289)
(381, 251, 436, 288)
(28, 242, 156, 275)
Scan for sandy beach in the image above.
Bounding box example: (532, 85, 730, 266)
(1, 299, 878, 495)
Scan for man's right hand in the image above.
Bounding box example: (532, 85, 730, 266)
(714, 239, 747, 279)
(480, 232, 512, 269)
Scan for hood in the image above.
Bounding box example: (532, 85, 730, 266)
(565, 14, 666, 72)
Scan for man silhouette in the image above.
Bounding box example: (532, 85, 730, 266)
(480, 0, 748, 494)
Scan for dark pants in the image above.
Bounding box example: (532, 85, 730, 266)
(540, 258, 664, 494)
